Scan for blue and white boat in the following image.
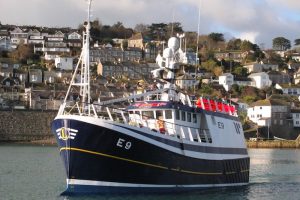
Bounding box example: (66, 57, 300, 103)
(51, 0, 250, 194)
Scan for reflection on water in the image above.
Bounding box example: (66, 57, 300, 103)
(1, 145, 300, 200)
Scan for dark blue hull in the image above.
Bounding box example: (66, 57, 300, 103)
(51, 117, 250, 194)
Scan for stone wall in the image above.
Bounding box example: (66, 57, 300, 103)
(0, 110, 57, 141)
(247, 137, 300, 148)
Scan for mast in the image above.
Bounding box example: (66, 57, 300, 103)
(59, 0, 96, 117)
(80, 0, 92, 107)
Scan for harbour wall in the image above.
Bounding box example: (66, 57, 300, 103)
(247, 139, 300, 149)
(0, 109, 57, 142)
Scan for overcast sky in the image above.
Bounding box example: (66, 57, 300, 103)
(0, 0, 299, 48)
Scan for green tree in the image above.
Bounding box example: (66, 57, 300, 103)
(9, 42, 33, 63)
(166, 22, 183, 37)
(272, 37, 291, 50)
(233, 67, 248, 76)
(208, 32, 224, 42)
(199, 84, 213, 95)
(241, 40, 254, 51)
(148, 23, 168, 40)
(201, 59, 218, 72)
(243, 95, 257, 104)
(294, 39, 300, 46)
(134, 23, 149, 33)
(226, 38, 242, 50)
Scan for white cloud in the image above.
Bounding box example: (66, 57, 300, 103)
(239, 32, 260, 43)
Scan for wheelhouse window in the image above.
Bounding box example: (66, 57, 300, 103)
(165, 110, 172, 119)
(193, 114, 197, 123)
(187, 112, 191, 122)
(142, 111, 154, 119)
(181, 111, 186, 121)
(156, 110, 163, 119)
(175, 110, 180, 120)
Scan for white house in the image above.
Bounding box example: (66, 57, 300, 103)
(247, 99, 288, 126)
(28, 35, 44, 45)
(219, 73, 234, 91)
(10, 27, 28, 48)
(28, 69, 43, 83)
(0, 37, 12, 51)
(67, 31, 81, 40)
(55, 57, 73, 70)
(291, 109, 300, 127)
(233, 77, 252, 87)
(248, 72, 272, 89)
(291, 53, 300, 62)
(243, 62, 278, 73)
(175, 74, 199, 90)
(275, 83, 300, 95)
(27, 29, 41, 37)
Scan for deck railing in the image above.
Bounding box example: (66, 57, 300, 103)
(58, 101, 214, 144)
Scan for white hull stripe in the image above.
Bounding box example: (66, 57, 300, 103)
(67, 179, 248, 188)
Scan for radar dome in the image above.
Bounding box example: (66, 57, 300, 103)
(167, 37, 179, 50)
(163, 47, 173, 58)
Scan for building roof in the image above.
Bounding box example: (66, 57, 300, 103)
(220, 73, 232, 77)
(267, 71, 287, 75)
(128, 33, 150, 42)
(277, 83, 300, 89)
(234, 76, 252, 81)
(248, 72, 267, 77)
(250, 99, 288, 107)
(129, 33, 143, 40)
(291, 109, 300, 113)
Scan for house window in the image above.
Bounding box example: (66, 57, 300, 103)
(296, 121, 299, 125)
(296, 114, 299, 118)
(31, 75, 37, 82)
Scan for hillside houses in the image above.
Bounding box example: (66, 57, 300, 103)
(214, 51, 247, 62)
(97, 61, 158, 79)
(243, 62, 279, 73)
(267, 71, 290, 85)
(3, 24, 300, 140)
(218, 72, 272, 91)
(291, 109, 300, 128)
(247, 98, 300, 139)
(275, 84, 300, 96)
(90, 46, 143, 63)
(248, 72, 272, 89)
(247, 99, 289, 126)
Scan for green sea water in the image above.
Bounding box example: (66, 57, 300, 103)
(1, 145, 300, 200)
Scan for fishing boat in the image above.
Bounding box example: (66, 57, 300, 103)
(51, 0, 250, 194)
